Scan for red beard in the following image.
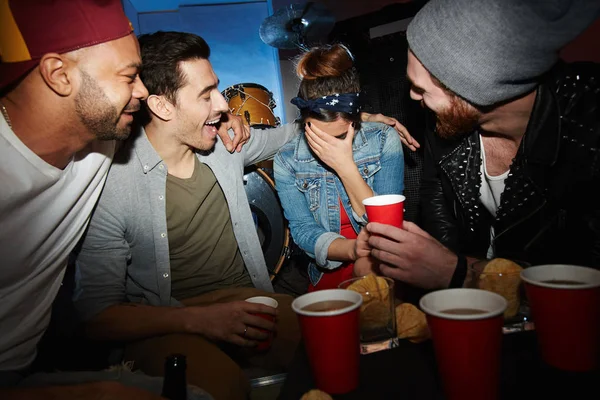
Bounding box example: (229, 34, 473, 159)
(435, 96, 481, 140)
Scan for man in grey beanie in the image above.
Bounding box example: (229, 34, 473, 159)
(355, 0, 600, 289)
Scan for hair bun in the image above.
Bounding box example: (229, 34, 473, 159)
(296, 44, 355, 80)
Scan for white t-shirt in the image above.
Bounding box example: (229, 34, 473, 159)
(479, 135, 509, 259)
(0, 115, 115, 371)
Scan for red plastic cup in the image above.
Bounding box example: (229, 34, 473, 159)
(362, 194, 405, 228)
(245, 296, 278, 351)
(291, 289, 363, 394)
(420, 289, 507, 400)
(521, 265, 600, 371)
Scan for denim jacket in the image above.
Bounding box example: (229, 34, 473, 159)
(274, 122, 404, 285)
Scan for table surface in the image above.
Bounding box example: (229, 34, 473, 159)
(278, 331, 600, 400)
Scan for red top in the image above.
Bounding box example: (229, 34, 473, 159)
(308, 199, 357, 292)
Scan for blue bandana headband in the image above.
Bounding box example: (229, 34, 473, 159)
(291, 93, 361, 115)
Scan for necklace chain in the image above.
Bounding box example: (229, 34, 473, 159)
(0, 101, 12, 129)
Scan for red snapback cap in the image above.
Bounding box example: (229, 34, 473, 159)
(0, 0, 133, 92)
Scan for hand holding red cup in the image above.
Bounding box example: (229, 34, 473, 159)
(245, 296, 278, 351)
(362, 194, 405, 229)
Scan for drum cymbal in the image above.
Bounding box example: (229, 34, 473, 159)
(259, 2, 335, 50)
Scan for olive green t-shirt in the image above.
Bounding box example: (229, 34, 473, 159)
(166, 157, 252, 300)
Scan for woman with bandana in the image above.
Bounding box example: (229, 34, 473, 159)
(274, 44, 404, 291)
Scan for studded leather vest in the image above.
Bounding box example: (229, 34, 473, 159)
(421, 62, 600, 267)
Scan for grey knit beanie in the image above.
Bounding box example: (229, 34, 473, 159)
(407, 0, 600, 106)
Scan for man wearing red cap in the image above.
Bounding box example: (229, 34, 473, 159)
(0, 1, 215, 398)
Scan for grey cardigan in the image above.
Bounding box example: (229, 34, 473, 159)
(73, 124, 298, 322)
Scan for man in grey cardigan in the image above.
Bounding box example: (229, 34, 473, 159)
(72, 31, 301, 400)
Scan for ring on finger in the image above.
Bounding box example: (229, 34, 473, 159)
(242, 326, 248, 338)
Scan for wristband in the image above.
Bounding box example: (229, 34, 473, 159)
(449, 253, 468, 288)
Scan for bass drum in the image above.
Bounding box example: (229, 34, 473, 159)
(222, 83, 281, 129)
(222, 83, 280, 171)
(243, 167, 291, 280)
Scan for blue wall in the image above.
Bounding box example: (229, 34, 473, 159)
(123, 0, 285, 124)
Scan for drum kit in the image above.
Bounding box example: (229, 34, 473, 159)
(221, 82, 289, 280)
(222, 83, 280, 129)
(226, 2, 335, 280)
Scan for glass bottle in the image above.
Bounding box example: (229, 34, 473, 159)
(161, 353, 187, 400)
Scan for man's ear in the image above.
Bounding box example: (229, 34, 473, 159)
(38, 53, 75, 96)
(146, 94, 174, 121)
